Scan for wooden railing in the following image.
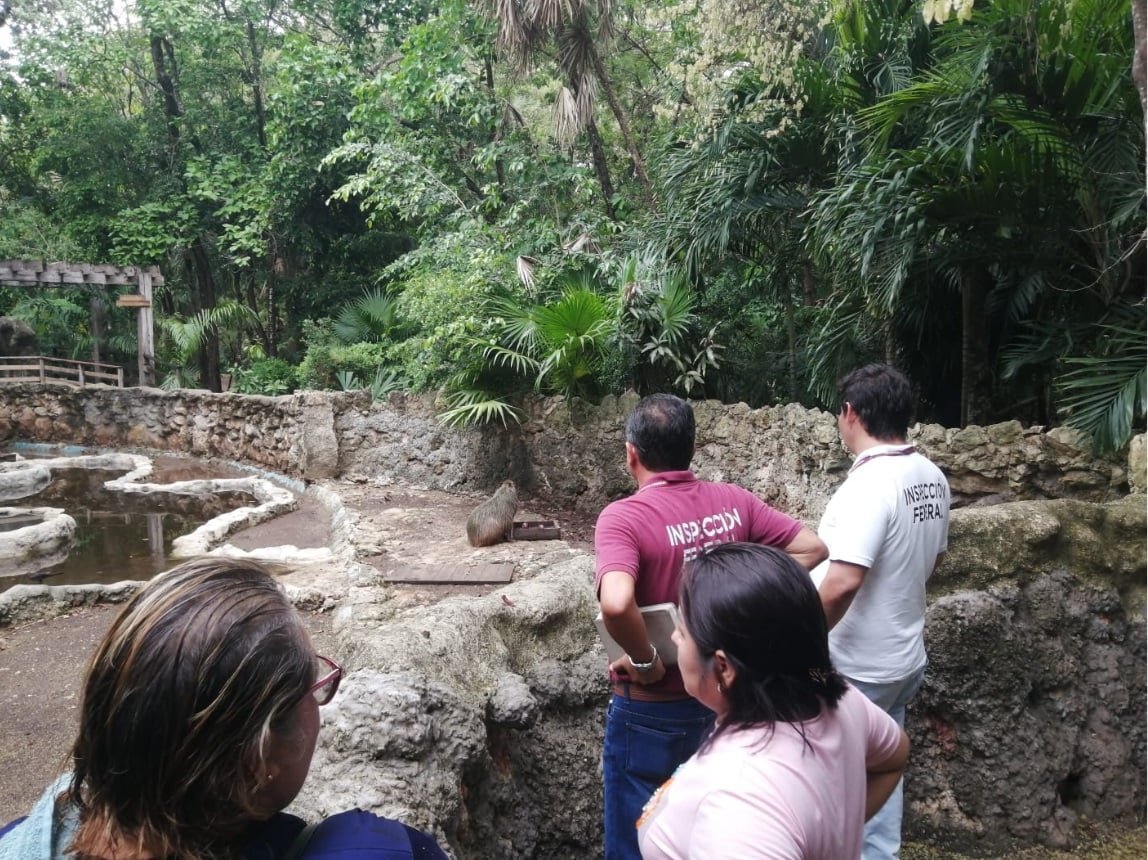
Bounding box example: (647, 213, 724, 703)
(0, 355, 125, 387)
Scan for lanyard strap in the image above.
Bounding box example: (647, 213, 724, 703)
(849, 445, 915, 474)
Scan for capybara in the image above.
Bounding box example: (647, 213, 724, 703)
(466, 480, 518, 547)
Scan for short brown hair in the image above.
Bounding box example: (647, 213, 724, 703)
(67, 559, 313, 859)
(837, 363, 913, 440)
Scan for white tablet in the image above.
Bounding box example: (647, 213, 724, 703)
(594, 602, 680, 666)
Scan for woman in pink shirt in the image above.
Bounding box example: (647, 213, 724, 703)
(637, 543, 909, 859)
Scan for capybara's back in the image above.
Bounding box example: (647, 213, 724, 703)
(466, 480, 518, 547)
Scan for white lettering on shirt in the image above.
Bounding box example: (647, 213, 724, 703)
(665, 507, 743, 561)
(901, 481, 948, 526)
(902, 481, 949, 506)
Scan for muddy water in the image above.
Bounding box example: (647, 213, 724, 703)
(0, 450, 259, 592)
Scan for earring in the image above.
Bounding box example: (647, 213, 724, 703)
(717, 679, 726, 694)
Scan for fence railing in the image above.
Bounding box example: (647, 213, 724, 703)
(0, 355, 125, 387)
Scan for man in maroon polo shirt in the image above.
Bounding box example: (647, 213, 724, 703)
(595, 393, 827, 860)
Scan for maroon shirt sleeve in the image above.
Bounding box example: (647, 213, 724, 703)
(593, 500, 640, 595)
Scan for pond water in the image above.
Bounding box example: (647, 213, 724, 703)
(0, 448, 260, 592)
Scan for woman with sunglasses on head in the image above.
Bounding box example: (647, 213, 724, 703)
(637, 543, 910, 860)
(0, 558, 449, 860)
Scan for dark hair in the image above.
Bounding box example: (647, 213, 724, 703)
(837, 363, 913, 441)
(67, 558, 314, 859)
(625, 393, 695, 471)
(679, 543, 847, 746)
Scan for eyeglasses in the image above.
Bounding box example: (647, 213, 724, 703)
(307, 655, 343, 706)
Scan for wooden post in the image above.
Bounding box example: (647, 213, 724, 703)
(137, 271, 156, 386)
(38, 357, 45, 383)
(90, 293, 104, 364)
(147, 513, 166, 564)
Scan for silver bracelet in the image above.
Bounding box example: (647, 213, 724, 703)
(627, 643, 658, 674)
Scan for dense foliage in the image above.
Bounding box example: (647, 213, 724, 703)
(0, 0, 1143, 449)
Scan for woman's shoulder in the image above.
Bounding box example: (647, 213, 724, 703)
(0, 774, 77, 860)
(300, 810, 449, 859)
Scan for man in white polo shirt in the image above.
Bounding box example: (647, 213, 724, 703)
(814, 363, 950, 860)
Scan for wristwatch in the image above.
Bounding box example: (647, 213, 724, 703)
(627, 644, 659, 674)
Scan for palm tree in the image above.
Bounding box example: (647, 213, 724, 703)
(640, 0, 934, 406)
(809, 0, 1144, 426)
(158, 300, 260, 390)
(333, 289, 402, 344)
(483, 0, 653, 212)
(645, 64, 841, 401)
(439, 271, 616, 426)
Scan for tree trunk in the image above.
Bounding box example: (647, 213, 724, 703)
(783, 279, 798, 402)
(149, 35, 184, 146)
(245, 20, 268, 149)
(1133, 0, 1147, 123)
(587, 44, 653, 204)
(484, 55, 507, 189)
(266, 261, 278, 358)
(959, 268, 991, 426)
(191, 240, 221, 392)
(585, 117, 617, 220)
(801, 260, 816, 306)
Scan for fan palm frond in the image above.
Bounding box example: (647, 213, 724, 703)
(438, 388, 523, 428)
(1056, 321, 1147, 453)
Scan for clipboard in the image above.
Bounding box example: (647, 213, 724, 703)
(594, 602, 680, 666)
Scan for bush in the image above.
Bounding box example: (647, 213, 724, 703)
(229, 358, 299, 395)
(384, 318, 492, 392)
(297, 340, 390, 390)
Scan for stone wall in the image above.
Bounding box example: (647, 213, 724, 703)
(0, 385, 352, 481)
(0, 385, 1132, 521)
(912, 496, 1146, 850)
(295, 497, 1145, 858)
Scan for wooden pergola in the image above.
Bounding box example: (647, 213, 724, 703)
(0, 261, 164, 386)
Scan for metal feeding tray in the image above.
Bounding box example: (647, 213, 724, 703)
(511, 520, 562, 541)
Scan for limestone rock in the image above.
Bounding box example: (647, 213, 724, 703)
(0, 462, 52, 502)
(910, 570, 1145, 853)
(1129, 434, 1146, 494)
(0, 507, 76, 578)
(485, 672, 540, 728)
(292, 391, 340, 480)
(0, 386, 1132, 516)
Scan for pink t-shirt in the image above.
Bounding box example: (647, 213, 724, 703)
(594, 471, 802, 695)
(637, 686, 904, 860)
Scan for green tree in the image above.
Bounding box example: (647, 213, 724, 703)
(811, 0, 1144, 427)
(485, 0, 654, 215)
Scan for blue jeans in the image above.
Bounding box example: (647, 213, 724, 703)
(849, 668, 926, 860)
(602, 693, 713, 860)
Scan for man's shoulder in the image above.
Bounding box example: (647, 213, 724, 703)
(914, 452, 948, 479)
(596, 493, 638, 521)
(696, 478, 760, 500)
